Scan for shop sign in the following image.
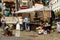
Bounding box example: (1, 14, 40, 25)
(21, 6, 27, 9)
(35, 3, 43, 8)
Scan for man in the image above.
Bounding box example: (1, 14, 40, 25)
(49, 10, 55, 31)
(24, 17, 30, 31)
(50, 10, 55, 24)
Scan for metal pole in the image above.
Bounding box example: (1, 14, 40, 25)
(15, 0, 19, 11)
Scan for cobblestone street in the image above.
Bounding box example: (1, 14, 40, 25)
(0, 28, 60, 40)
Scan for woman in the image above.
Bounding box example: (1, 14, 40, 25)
(19, 17, 23, 31)
(1, 17, 6, 29)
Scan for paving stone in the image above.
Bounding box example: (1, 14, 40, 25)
(0, 28, 60, 40)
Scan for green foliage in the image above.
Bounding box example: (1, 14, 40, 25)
(34, 0, 49, 6)
(0, 13, 2, 18)
(55, 10, 60, 16)
(35, 0, 40, 3)
(42, 0, 49, 6)
(0, 7, 2, 12)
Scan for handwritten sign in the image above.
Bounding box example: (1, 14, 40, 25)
(5, 17, 18, 24)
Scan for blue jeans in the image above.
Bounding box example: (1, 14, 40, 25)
(25, 23, 30, 31)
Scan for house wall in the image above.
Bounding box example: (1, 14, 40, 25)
(49, 0, 60, 12)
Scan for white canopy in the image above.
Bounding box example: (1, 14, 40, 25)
(14, 6, 51, 13)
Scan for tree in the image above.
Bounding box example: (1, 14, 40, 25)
(0, 13, 2, 18)
(42, 0, 49, 6)
(0, 6, 2, 12)
(55, 10, 60, 16)
(35, 0, 40, 3)
(0, 7, 2, 12)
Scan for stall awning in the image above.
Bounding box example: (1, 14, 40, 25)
(14, 6, 51, 13)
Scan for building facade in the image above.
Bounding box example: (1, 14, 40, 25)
(49, 0, 60, 12)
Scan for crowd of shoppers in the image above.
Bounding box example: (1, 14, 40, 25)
(0, 10, 56, 36)
(16, 16, 30, 31)
(0, 16, 55, 36)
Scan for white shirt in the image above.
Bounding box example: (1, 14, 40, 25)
(19, 18, 23, 24)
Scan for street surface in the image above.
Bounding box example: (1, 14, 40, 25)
(0, 28, 60, 40)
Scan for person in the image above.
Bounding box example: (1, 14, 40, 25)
(1, 16, 6, 29)
(0, 14, 2, 27)
(11, 8, 16, 16)
(3, 24, 9, 36)
(15, 22, 20, 37)
(56, 15, 60, 32)
(18, 16, 23, 31)
(24, 17, 30, 31)
(0, 19, 2, 27)
(49, 10, 55, 31)
(3, 24, 13, 36)
(16, 22, 20, 30)
(43, 21, 51, 33)
(4, 10, 11, 16)
(9, 24, 13, 30)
